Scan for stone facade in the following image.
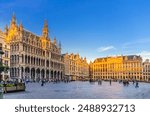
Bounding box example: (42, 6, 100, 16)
(143, 59, 150, 82)
(0, 30, 10, 81)
(90, 55, 143, 81)
(1, 14, 150, 83)
(5, 14, 64, 81)
(63, 53, 89, 80)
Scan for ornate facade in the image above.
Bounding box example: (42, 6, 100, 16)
(0, 30, 10, 81)
(143, 59, 150, 82)
(63, 53, 89, 80)
(5, 15, 64, 81)
(91, 55, 143, 81)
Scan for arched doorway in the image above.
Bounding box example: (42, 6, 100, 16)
(61, 72, 63, 80)
(54, 71, 57, 79)
(58, 71, 60, 80)
(46, 70, 49, 81)
(41, 69, 45, 79)
(25, 67, 30, 80)
(51, 70, 53, 79)
(31, 68, 35, 81)
(36, 68, 40, 81)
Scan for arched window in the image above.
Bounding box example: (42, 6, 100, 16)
(36, 58, 38, 65)
(25, 55, 27, 64)
(17, 55, 19, 63)
(34, 57, 35, 65)
(11, 55, 14, 63)
(22, 54, 24, 63)
(28, 56, 30, 64)
(14, 55, 16, 63)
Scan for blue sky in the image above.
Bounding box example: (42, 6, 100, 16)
(0, 0, 150, 62)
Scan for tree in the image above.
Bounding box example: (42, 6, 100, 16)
(0, 62, 9, 74)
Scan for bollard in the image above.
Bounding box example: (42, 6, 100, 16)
(0, 85, 3, 99)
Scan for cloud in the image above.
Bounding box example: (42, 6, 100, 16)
(97, 46, 115, 52)
(123, 38, 150, 48)
(136, 51, 150, 61)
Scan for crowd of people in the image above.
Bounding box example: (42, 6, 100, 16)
(23, 78, 72, 87)
(89, 79, 139, 88)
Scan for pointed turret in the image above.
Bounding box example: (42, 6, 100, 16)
(11, 13, 16, 26)
(42, 20, 49, 38)
(19, 21, 23, 31)
(54, 36, 57, 45)
(4, 25, 8, 35)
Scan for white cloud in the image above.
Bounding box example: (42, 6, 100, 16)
(136, 51, 150, 61)
(97, 46, 115, 52)
(123, 38, 150, 48)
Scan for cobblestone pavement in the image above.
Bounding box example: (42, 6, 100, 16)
(4, 81, 150, 99)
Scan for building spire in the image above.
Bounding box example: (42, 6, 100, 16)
(42, 20, 49, 38)
(19, 21, 23, 31)
(54, 36, 57, 45)
(5, 25, 8, 34)
(11, 13, 16, 26)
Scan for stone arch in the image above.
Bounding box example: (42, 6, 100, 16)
(58, 71, 60, 80)
(39, 59, 40, 65)
(36, 68, 40, 81)
(11, 55, 14, 63)
(25, 67, 30, 80)
(28, 56, 30, 64)
(36, 58, 38, 65)
(54, 71, 57, 79)
(61, 72, 63, 80)
(31, 68, 35, 81)
(11, 68, 14, 77)
(41, 69, 45, 79)
(51, 70, 53, 79)
(22, 54, 24, 63)
(46, 70, 49, 81)
(14, 55, 16, 63)
(14, 68, 16, 77)
(46, 60, 49, 67)
(25, 55, 27, 63)
(31, 56, 33, 65)
(17, 55, 19, 63)
(34, 57, 35, 65)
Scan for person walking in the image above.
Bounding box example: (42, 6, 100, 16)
(110, 80, 111, 85)
(41, 79, 44, 86)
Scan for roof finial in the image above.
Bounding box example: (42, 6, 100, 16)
(42, 20, 49, 38)
(54, 36, 57, 45)
(19, 21, 23, 31)
(11, 13, 16, 25)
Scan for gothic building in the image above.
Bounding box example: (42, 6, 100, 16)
(5, 14, 64, 81)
